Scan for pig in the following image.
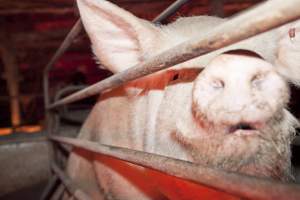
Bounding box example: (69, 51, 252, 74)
(65, 0, 300, 199)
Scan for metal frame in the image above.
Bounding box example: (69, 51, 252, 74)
(54, 85, 88, 128)
(51, 162, 92, 200)
(42, 0, 300, 199)
(41, 1, 191, 199)
(47, 0, 300, 109)
(51, 136, 300, 200)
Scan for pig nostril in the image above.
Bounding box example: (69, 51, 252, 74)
(211, 79, 225, 89)
(251, 74, 264, 87)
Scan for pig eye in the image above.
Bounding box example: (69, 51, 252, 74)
(211, 79, 224, 89)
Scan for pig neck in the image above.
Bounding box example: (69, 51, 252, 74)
(173, 110, 295, 182)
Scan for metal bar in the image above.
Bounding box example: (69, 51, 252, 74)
(153, 0, 190, 23)
(44, 0, 190, 110)
(51, 136, 300, 200)
(54, 85, 88, 127)
(43, 0, 190, 109)
(54, 85, 87, 103)
(58, 143, 72, 153)
(48, 0, 300, 109)
(51, 184, 66, 200)
(43, 20, 82, 181)
(40, 175, 59, 200)
(51, 162, 92, 200)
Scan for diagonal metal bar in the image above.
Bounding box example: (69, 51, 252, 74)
(51, 136, 300, 200)
(43, 0, 191, 109)
(153, 0, 190, 23)
(48, 0, 300, 109)
(39, 174, 59, 200)
(51, 162, 92, 200)
(51, 184, 66, 200)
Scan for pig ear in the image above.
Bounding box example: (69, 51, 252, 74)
(77, 0, 160, 73)
(275, 19, 300, 86)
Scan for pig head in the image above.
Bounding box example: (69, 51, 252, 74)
(65, 0, 300, 199)
(171, 53, 296, 180)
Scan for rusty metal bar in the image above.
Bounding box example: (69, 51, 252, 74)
(153, 0, 190, 23)
(51, 136, 300, 200)
(48, 0, 300, 109)
(51, 162, 92, 200)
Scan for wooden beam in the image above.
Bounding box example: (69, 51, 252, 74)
(0, 31, 21, 128)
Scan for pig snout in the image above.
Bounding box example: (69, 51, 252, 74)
(192, 53, 289, 134)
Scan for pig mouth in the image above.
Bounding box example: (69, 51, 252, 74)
(228, 123, 259, 135)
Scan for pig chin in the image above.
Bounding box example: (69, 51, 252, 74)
(178, 109, 294, 181)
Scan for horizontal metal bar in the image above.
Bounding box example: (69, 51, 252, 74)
(51, 136, 300, 200)
(54, 85, 89, 125)
(153, 0, 190, 23)
(51, 162, 92, 200)
(48, 0, 300, 109)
